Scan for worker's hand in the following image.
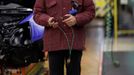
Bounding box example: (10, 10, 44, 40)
(48, 17, 58, 28)
(62, 14, 77, 27)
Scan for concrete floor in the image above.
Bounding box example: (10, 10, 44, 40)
(81, 25, 134, 75)
(81, 26, 104, 75)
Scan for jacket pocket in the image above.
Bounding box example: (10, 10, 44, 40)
(46, 0, 57, 8)
(45, 0, 57, 16)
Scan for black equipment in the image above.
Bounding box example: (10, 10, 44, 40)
(0, 7, 44, 69)
(0, 0, 36, 8)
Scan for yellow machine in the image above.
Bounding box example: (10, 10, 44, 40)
(94, 0, 114, 17)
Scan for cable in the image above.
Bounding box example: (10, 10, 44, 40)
(111, 37, 120, 67)
(58, 26, 75, 64)
(56, 0, 79, 64)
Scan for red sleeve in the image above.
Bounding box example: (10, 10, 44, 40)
(75, 0, 95, 26)
(33, 0, 50, 26)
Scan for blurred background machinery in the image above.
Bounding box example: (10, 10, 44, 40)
(0, 0, 47, 75)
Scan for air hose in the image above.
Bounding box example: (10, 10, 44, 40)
(105, 1, 120, 67)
